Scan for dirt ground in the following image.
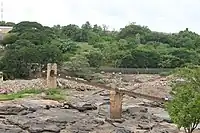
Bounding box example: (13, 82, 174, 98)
(0, 74, 199, 133)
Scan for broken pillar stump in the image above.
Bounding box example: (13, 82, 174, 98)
(47, 63, 57, 88)
(110, 89, 123, 119)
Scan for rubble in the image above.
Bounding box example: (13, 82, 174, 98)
(0, 74, 172, 98)
(0, 79, 47, 94)
(58, 78, 101, 91)
(99, 74, 171, 98)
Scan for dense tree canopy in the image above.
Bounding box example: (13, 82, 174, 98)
(1, 20, 200, 78)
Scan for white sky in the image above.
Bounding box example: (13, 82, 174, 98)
(2, 0, 200, 33)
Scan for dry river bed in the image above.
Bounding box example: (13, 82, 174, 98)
(0, 75, 200, 133)
(1, 87, 197, 133)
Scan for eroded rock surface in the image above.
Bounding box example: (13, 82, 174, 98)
(0, 99, 84, 133)
(0, 74, 192, 133)
(0, 96, 180, 133)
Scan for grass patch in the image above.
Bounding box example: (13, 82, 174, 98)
(0, 89, 42, 101)
(0, 88, 66, 101)
(43, 88, 66, 101)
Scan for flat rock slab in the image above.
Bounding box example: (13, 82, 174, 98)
(0, 122, 25, 133)
(6, 108, 85, 133)
(0, 93, 179, 133)
(18, 99, 62, 109)
(0, 103, 25, 115)
(0, 100, 86, 133)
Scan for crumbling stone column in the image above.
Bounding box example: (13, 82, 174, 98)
(47, 63, 57, 88)
(110, 89, 123, 119)
(0, 72, 3, 81)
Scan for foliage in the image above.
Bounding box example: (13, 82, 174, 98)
(51, 38, 79, 54)
(1, 20, 200, 78)
(63, 54, 95, 80)
(10, 21, 43, 34)
(85, 49, 103, 68)
(166, 67, 200, 133)
(0, 40, 63, 78)
(9, 21, 54, 45)
(64, 54, 90, 73)
(0, 33, 18, 46)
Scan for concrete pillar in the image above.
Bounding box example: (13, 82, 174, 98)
(0, 72, 3, 81)
(110, 90, 123, 119)
(47, 63, 57, 88)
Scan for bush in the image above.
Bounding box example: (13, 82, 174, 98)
(166, 67, 200, 133)
(85, 50, 103, 68)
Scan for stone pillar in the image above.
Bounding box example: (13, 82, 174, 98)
(110, 90, 123, 119)
(47, 63, 57, 88)
(0, 72, 3, 81)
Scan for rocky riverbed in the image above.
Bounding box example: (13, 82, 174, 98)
(0, 88, 180, 133)
(0, 74, 199, 133)
(0, 74, 171, 97)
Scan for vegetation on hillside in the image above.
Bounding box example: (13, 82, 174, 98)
(0, 21, 200, 78)
(0, 20, 199, 133)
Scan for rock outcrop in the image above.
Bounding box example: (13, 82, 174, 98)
(0, 98, 180, 133)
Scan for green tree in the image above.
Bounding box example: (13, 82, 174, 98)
(0, 33, 18, 46)
(87, 31, 100, 45)
(9, 21, 54, 45)
(51, 39, 79, 54)
(118, 22, 150, 43)
(92, 24, 102, 33)
(5, 39, 35, 50)
(101, 42, 120, 66)
(166, 67, 200, 133)
(0, 46, 37, 78)
(36, 44, 63, 65)
(52, 25, 62, 38)
(10, 21, 43, 34)
(64, 54, 89, 73)
(63, 54, 91, 79)
(117, 39, 129, 50)
(0, 40, 63, 79)
(18, 29, 46, 45)
(85, 49, 103, 68)
(2, 20, 200, 73)
(61, 24, 80, 40)
(169, 48, 200, 66)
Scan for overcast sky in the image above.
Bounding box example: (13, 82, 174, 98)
(2, 0, 200, 33)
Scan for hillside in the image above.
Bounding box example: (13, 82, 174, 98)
(0, 21, 199, 133)
(0, 21, 200, 79)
